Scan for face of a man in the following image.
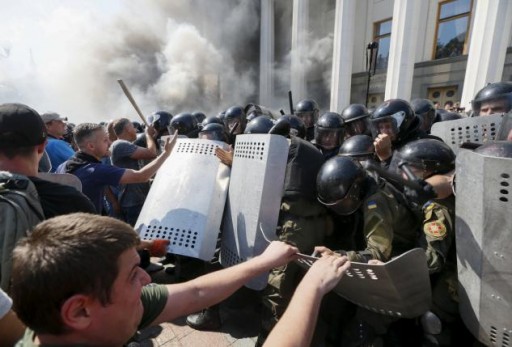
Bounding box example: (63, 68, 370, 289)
(376, 119, 397, 141)
(89, 248, 151, 346)
(46, 120, 67, 138)
(90, 129, 112, 159)
(124, 123, 138, 142)
(479, 98, 510, 116)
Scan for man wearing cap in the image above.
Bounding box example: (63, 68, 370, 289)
(41, 112, 75, 172)
(0, 103, 96, 290)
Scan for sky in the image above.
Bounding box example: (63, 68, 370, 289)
(0, 0, 260, 123)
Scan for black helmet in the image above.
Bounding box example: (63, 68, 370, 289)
(370, 99, 416, 143)
(192, 111, 206, 124)
(169, 112, 199, 138)
(151, 111, 173, 137)
(341, 104, 370, 137)
(314, 112, 344, 150)
(244, 103, 275, 122)
(316, 157, 366, 215)
(224, 106, 246, 134)
(474, 141, 512, 158)
(198, 123, 228, 142)
(295, 99, 319, 128)
(339, 135, 375, 160)
(435, 111, 462, 122)
(244, 116, 274, 134)
(411, 99, 436, 132)
(201, 116, 224, 128)
(278, 115, 306, 138)
(472, 82, 512, 116)
(395, 139, 455, 177)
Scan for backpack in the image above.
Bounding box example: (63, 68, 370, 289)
(0, 171, 44, 292)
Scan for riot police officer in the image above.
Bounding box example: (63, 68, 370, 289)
(198, 123, 228, 143)
(338, 134, 376, 162)
(341, 104, 371, 138)
(471, 81, 512, 116)
(295, 99, 320, 141)
(277, 115, 306, 139)
(313, 112, 345, 160)
(169, 112, 199, 138)
(411, 99, 436, 133)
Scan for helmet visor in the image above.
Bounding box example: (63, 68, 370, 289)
(318, 180, 362, 216)
(370, 117, 399, 138)
(345, 118, 369, 137)
(296, 111, 315, 128)
(199, 131, 224, 141)
(315, 127, 343, 150)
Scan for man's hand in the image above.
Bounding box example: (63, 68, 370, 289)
(403, 179, 437, 205)
(373, 134, 393, 161)
(314, 246, 338, 257)
(215, 146, 233, 167)
(258, 241, 299, 268)
(368, 259, 385, 265)
(163, 130, 178, 155)
(145, 125, 157, 139)
(304, 255, 350, 295)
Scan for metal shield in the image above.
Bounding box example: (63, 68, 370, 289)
(455, 149, 512, 345)
(430, 114, 504, 154)
(135, 139, 230, 261)
(296, 248, 432, 318)
(220, 134, 290, 290)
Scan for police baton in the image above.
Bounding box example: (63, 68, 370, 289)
(361, 160, 424, 191)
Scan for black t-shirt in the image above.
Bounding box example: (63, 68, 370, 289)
(29, 177, 96, 218)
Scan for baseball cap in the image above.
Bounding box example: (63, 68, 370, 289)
(0, 103, 47, 148)
(41, 112, 68, 123)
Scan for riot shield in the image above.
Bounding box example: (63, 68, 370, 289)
(220, 134, 289, 290)
(135, 139, 230, 261)
(496, 111, 512, 141)
(430, 113, 504, 154)
(455, 149, 512, 345)
(296, 248, 432, 318)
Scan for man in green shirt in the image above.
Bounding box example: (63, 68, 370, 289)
(10, 213, 299, 346)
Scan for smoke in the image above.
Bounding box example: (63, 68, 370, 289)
(0, 0, 260, 123)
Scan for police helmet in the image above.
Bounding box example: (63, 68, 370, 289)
(370, 99, 416, 143)
(474, 141, 512, 159)
(341, 104, 370, 137)
(198, 123, 228, 142)
(396, 139, 455, 177)
(244, 116, 274, 134)
(472, 82, 512, 116)
(201, 116, 224, 128)
(132, 121, 144, 133)
(278, 115, 306, 138)
(169, 112, 199, 138)
(316, 157, 366, 215)
(151, 111, 173, 137)
(192, 111, 206, 124)
(411, 99, 436, 132)
(314, 112, 344, 150)
(434, 110, 462, 123)
(224, 106, 246, 134)
(295, 99, 319, 128)
(339, 135, 375, 160)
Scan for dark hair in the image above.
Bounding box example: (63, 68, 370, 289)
(11, 213, 140, 334)
(0, 146, 36, 159)
(112, 118, 131, 137)
(73, 123, 104, 149)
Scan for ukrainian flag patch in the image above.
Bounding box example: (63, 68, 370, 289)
(367, 200, 377, 210)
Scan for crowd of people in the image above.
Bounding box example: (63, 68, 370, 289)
(0, 80, 511, 346)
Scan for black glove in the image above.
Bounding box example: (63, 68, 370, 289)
(403, 179, 437, 205)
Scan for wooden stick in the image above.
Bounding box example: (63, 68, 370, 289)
(117, 79, 150, 127)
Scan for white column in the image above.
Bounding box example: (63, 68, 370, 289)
(460, 0, 512, 110)
(330, 0, 356, 112)
(384, 0, 422, 101)
(259, 0, 274, 106)
(291, 0, 309, 101)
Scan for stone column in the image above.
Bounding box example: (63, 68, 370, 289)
(330, 0, 356, 112)
(259, 0, 274, 106)
(384, 0, 423, 101)
(460, 0, 512, 110)
(291, 0, 309, 101)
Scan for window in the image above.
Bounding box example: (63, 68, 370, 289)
(433, 0, 472, 60)
(428, 86, 458, 109)
(373, 18, 392, 70)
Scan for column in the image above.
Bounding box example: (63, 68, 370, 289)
(259, 0, 274, 106)
(384, 0, 423, 101)
(460, 0, 512, 110)
(291, 0, 308, 101)
(330, 0, 356, 112)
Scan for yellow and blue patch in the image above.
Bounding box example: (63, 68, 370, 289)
(367, 200, 377, 210)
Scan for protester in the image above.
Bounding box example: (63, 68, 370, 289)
(41, 112, 75, 172)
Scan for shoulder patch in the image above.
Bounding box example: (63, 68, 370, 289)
(367, 200, 377, 210)
(424, 221, 447, 238)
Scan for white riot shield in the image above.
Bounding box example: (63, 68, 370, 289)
(430, 114, 504, 155)
(297, 248, 432, 318)
(220, 134, 289, 290)
(455, 149, 512, 345)
(135, 139, 230, 261)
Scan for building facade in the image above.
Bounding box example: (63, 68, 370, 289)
(259, 0, 512, 113)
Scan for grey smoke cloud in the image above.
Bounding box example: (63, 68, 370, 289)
(0, 0, 260, 123)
